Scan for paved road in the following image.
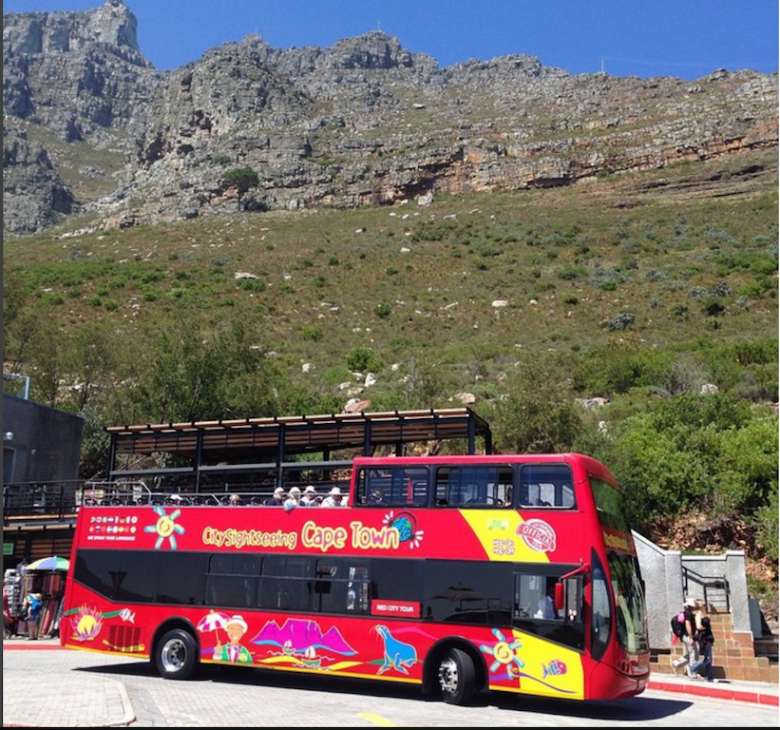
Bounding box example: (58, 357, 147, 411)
(3, 639, 778, 727)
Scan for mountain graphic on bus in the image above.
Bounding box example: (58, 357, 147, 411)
(251, 618, 357, 655)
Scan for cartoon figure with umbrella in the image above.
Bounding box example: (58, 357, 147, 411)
(197, 610, 229, 646)
(212, 614, 253, 664)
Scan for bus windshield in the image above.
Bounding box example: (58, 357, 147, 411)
(591, 474, 648, 656)
(609, 552, 649, 655)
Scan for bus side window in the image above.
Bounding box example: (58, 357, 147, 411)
(519, 483, 534, 506)
(435, 467, 450, 506)
(389, 467, 429, 507)
(519, 464, 577, 509)
(358, 469, 394, 506)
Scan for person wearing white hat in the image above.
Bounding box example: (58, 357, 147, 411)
(213, 614, 252, 664)
(301, 485, 320, 507)
(321, 486, 345, 508)
(284, 486, 302, 511)
(672, 596, 699, 672)
(264, 486, 286, 506)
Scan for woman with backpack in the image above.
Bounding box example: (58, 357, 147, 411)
(672, 597, 699, 672)
(688, 615, 715, 681)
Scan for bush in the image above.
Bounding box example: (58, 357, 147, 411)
(374, 302, 392, 319)
(222, 167, 259, 192)
(346, 347, 378, 372)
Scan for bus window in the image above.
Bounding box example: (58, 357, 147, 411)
(356, 467, 429, 507)
(512, 567, 584, 651)
(205, 554, 261, 609)
(356, 468, 390, 506)
(437, 466, 510, 507)
(259, 556, 312, 612)
(313, 558, 371, 615)
(426, 560, 512, 626)
(391, 467, 429, 507)
(590, 553, 612, 662)
(519, 464, 576, 508)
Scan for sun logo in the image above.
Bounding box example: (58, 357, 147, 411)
(144, 506, 185, 549)
(72, 605, 104, 641)
(479, 627, 524, 677)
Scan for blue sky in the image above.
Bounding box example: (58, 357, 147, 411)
(4, 0, 778, 80)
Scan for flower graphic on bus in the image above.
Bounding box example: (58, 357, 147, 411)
(143, 506, 185, 549)
(480, 627, 524, 678)
(382, 511, 424, 549)
(70, 605, 104, 641)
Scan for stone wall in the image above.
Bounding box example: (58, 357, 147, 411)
(635, 531, 752, 651)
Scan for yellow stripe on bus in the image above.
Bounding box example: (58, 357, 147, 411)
(460, 511, 552, 562)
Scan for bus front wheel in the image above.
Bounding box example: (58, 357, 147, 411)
(437, 647, 476, 705)
(154, 628, 198, 680)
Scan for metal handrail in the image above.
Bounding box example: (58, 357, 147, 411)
(682, 566, 731, 613)
(2, 475, 353, 518)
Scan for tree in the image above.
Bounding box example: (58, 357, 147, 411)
(132, 312, 287, 423)
(493, 352, 583, 454)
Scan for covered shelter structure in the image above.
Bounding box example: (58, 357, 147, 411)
(103, 408, 493, 501)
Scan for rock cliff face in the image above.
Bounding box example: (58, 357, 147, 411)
(3, 0, 778, 238)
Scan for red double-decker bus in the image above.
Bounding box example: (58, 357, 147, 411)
(61, 452, 649, 704)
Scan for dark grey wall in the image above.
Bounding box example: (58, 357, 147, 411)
(2, 394, 84, 482)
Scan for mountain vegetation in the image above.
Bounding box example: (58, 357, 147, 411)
(2, 2, 777, 612)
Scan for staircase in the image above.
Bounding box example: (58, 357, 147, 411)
(652, 609, 779, 682)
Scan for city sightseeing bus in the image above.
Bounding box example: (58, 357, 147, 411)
(61, 452, 649, 705)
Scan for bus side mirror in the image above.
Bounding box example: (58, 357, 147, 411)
(554, 583, 564, 612)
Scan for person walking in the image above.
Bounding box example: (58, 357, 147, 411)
(688, 615, 715, 681)
(672, 597, 698, 672)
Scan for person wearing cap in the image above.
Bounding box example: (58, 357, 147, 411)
(264, 487, 286, 506)
(301, 485, 320, 507)
(228, 493, 243, 506)
(283, 487, 302, 511)
(672, 597, 699, 672)
(321, 486, 345, 508)
(213, 614, 252, 664)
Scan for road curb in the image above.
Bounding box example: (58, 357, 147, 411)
(648, 678, 779, 706)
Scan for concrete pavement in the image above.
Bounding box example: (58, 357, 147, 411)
(3, 636, 778, 727)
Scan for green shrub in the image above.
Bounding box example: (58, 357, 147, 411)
(374, 302, 392, 319)
(346, 347, 378, 372)
(222, 167, 259, 192)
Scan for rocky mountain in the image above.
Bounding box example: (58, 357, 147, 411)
(3, 0, 778, 239)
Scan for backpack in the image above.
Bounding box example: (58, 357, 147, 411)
(671, 611, 686, 638)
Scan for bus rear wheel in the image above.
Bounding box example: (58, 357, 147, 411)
(154, 628, 198, 680)
(437, 647, 476, 705)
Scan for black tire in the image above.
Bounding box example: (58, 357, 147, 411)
(154, 628, 198, 680)
(437, 647, 476, 705)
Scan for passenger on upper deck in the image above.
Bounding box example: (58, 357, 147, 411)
(301, 486, 320, 506)
(321, 487, 345, 507)
(283, 487, 302, 511)
(264, 487, 286, 506)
